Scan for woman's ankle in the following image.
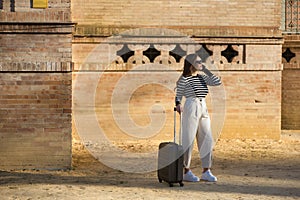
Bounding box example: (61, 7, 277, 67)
(184, 168, 190, 174)
(202, 168, 209, 173)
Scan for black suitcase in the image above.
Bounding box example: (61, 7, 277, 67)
(157, 107, 184, 187)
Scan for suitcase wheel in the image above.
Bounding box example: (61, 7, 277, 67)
(179, 182, 184, 187)
(158, 178, 162, 183)
(169, 183, 174, 187)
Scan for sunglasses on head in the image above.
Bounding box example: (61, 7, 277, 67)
(195, 60, 202, 64)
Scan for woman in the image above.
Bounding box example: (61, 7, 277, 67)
(175, 53, 221, 182)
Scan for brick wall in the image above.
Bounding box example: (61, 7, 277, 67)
(1, 0, 71, 22)
(221, 71, 281, 139)
(72, 0, 281, 38)
(282, 69, 300, 130)
(0, 73, 72, 169)
(73, 37, 282, 140)
(0, 34, 72, 63)
(0, 0, 286, 170)
(72, 0, 283, 140)
(73, 70, 281, 143)
(282, 35, 300, 130)
(0, 0, 73, 170)
(72, 0, 281, 27)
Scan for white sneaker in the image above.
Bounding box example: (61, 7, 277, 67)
(201, 169, 217, 182)
(183, 170, 200, 182)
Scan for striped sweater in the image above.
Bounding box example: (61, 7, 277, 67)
(175, 73, 221, 105)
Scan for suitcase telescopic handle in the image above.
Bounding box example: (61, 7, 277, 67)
(173, 107, 182, 145)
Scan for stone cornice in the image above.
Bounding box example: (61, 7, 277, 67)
(0, 22, 75, 34)
(73, 25, 283, 39)
(0, 62, 73, 72)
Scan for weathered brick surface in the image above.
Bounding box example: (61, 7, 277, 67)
(71, 0, 283, 139)
(282, 69, 300, 130)
(221, 71, 281, 139)
(0, 0, 72, 170)
(73, 39, 282, 139)
(0, 34, 72, 64)
(0, 73, 72, 169)
(1, 0, 71, 22)
(72, 0, 280, 28)
(0, 32, 73, 72)
(282, 35, 300, 129)
(71, 0, 281, 38)
(73, 69, 281, 142)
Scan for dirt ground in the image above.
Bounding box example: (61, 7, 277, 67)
(0, 131, 299, 200)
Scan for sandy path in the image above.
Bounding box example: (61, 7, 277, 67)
(0, 132, 299, 200)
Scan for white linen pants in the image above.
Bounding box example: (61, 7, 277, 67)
(182, 97, 213, 169)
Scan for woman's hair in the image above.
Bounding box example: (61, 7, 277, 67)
(182, 53, 198, 77)
(175, 53, 199, 90)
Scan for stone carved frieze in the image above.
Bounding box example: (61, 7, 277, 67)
(282, 47, 296, 63)
(110, 43, 244, 71)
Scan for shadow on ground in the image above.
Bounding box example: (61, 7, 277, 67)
(0, 155, 299, 198)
